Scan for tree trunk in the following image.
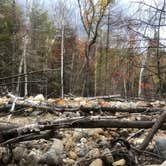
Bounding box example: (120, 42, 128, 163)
(11, 0, 16, 92)
(83, 44, 90, 97)
(156, 0, 165, 96)
(16, 54, 24, 95)
(98, 31, 103, 95)
(94, 44, 98, 96)
(23, 35, 28, 96)
(61, 23, 64, 98)
(105, 8, 110, 95)
(138, 54, 147, 97)
(69, 51, 75, 94)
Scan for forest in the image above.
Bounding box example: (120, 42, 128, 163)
(0, 0, 166, 166)
(0, 0, 165, 98)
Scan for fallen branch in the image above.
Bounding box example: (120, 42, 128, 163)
(0, 116, 166, 144)
(139, 110, 166, 150)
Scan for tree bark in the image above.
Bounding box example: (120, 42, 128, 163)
(1, 117, 166, 144)
(139, 110, 166, 150)
(156, 0, 165, 96)
(105, 8, 110, 95)
(23, 35, 28, 96)
(61, 23, 64, 98)
(16, 54, 24, 95)
(138, 53, 147, 97)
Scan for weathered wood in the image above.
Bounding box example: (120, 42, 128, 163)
(139, 110, 166, 150)
(0, 116, 166, 144)
(3, 101, 165, 114)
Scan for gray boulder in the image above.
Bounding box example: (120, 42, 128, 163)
(155, 138, 166, 159)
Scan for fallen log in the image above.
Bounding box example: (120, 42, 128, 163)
(0, 116, 166, 144)
(139, 110, 166, 150)
(3, 101, 165, 114)
(0, 93, 164, 114)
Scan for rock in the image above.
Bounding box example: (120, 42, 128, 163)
(119, 129, 129, 137)
(63, 158, 75, 165)
(30, 110, 42, 116)
(80, 137, 87, 144)
(102, 148, 114, 164)
(98, 137, 109, 148)
(133, 138, 144, 145)
(78, 148, 88, 157)
(88, 148, 100, 158)
(73, 129, 84, 141)
(52, 139, 64, 152)
(62, 112, 79, 118)
(39, 139, 63, 165)
(65, 139, 75, 151)
(34, 94, 45, 101)
(144, 165, 160, 166)
(1, 148, 12, 164)
(27, 149, 42, 165)
(93, 128, 104, 135)
(155, 138, 166, 159)
(0, 147, 5, 160)
(89, 159, 103, 166)
(161, 160, 166, 166)
(68, 151, 77, 160)
(112, 159, 126, 166)
(13, 146, 28, 162)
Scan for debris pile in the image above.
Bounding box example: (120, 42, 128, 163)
(0, 94, 165, 165)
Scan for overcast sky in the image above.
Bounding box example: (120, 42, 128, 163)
(16, 0, 166, 40)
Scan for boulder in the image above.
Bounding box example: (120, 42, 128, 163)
(112, 159, 126, 166)
(89, 159, 103, 166)
(39, 139, 63, 165)
(155, 138, 166, 159)
(88, 148, 100, 158)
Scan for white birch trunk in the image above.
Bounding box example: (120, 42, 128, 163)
(23, 35, 28, 96)
(138, 54, 147, 97)
(16, 53, 24, 95)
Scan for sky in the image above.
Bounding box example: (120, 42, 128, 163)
(16, 0, 166, 42)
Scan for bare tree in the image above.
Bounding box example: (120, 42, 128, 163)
(77, 0, 111, 96)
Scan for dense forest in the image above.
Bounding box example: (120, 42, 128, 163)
(0, 0, 165, 98)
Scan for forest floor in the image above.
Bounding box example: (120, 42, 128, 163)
(0, 94, 165, 166)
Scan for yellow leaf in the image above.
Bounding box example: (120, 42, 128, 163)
(100, 0, 107, 7)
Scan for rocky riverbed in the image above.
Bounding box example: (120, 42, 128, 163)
(0, 95, 165, 166)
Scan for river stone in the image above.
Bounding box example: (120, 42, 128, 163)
(80, 137, 87, 144)
(88, 148, 100, 158)
(155, 138, 166, 159)
(161, 161, 166, 166)
(98, 138, 110, 148)
(13, 146, 28, 162)
(63, 158, 75, 165)
(68, 151, 77, 160)
(102, 148, 114, 164)
(34, 94, 44, 101)
(89, 158, 103, 166)
(26, 149, 42, 165)
(78, 148, 88, 157)
(112, 159, 126, 166)
(0, 147, 5, 160)
(1, 147, 12, 164)
(39, 139, 63, 165)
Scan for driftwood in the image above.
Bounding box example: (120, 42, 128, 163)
(139, 110, 166, 150)
(0, 93, 163, 115)
(2, 100, 165, 114)
(0, 116, 166, 145)
(0, 94, 165, 150)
